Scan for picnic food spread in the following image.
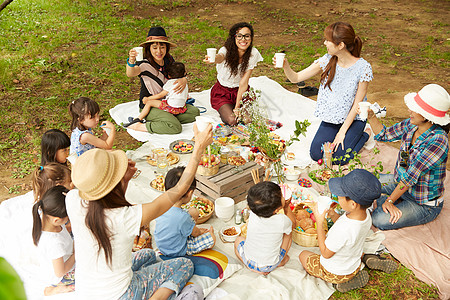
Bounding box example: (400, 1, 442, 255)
(170, 140, 194, 153)
(150, 176, 165, 192)
(181, 197, 214, 218)
(228, 155, 246, 166)
(147, 152, 180, 166)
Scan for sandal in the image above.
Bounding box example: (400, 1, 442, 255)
(362, 254, 398, 274)
(334, 269, 369, 293)
(123, 117, 145, 128)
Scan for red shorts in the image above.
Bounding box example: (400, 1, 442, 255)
(210, 81, 239, 111)
(159, 99, 187, 115)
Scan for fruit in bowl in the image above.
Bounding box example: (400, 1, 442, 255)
(197, 154, 220, 176)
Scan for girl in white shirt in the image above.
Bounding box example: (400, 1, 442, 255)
(32, 185, 75, 296)
(204, 22, 263, 126)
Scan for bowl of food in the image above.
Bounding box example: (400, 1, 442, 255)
(220, 226, 241, 242)
(285, 168, 301, 181)
(214, 197, 235, 220)
(181, 197, 215, 224)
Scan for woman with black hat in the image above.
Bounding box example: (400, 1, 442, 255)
(125, 26, 200, 134)
(366, 84, 449, 230)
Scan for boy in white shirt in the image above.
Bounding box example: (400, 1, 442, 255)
(234, 181, 296, 275)
(299, 169, 398, 292)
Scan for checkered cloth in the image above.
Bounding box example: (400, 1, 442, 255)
(186, 232, 215, 255)
(237, 240, 286, 273)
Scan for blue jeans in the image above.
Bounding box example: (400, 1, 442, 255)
(372, 174, 443, 230)
(120, 249, 194, 300)
(310, 120, 369, 165)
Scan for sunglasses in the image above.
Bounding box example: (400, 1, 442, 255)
(399, 151, 409, 168)
(235, 34, 251, 41)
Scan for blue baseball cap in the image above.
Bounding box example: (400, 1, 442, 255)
(328, 169, 381, 206)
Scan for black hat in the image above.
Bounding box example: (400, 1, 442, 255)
(140, 26, 177, 47)
(328, 169, 381, 206)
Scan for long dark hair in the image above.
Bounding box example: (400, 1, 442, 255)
(224, 22, 254, 77)
(68, 97, 100, 131)
(320, 22, 362, 90)
(32, 163, 71, 203)
(41, 129, 70, 166)
(32, 186, 69, 246)
(143, 42, 174, 77)
(84, 182, 132, 267)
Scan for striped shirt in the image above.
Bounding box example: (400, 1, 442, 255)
(375, 119, 448, 204)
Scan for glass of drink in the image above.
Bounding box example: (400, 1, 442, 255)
(156, 151, 168, 176)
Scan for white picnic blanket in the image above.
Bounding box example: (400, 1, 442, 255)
(110, 76, 321, 168)
(0, 76, 384, 299)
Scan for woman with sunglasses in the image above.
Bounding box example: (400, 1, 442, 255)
(204, 22, 263, 126)
(366, 84, 449, 230)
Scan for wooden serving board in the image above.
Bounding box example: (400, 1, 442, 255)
(195, 161, 265, 203)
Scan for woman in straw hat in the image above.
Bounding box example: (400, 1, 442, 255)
(366, 84, 449, 230)
(125, 26, 200, 133)
(66, 124, 212, 299)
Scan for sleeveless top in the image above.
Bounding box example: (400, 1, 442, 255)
(70, 127, 95, 156)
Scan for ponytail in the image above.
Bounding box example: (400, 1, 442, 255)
(32, 163, 71, 203)
(320, 22, 363, 90)
(32, 201, 44, 246)
(32, 186, 69, 246)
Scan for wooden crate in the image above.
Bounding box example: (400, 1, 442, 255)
(195, 161, 265, 203)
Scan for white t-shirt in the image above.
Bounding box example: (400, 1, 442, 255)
(320, 211, 371, 275)
(37, 224, 74, 286)
(163, 79, 188, 108)
(66, 189, 142, 300)
(216, 47, 263, 88)
(243, 211, 292, 266)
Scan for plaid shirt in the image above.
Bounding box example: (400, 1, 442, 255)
(375, 119, 448, 204)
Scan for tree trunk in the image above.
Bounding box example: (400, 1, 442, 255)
(0, 0, 14, 13)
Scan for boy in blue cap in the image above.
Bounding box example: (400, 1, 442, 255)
(299, 169, 398, 292)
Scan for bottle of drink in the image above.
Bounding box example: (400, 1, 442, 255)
(235, 209, 242, 225)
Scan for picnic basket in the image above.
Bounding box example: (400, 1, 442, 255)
(292, 203, 328, 247)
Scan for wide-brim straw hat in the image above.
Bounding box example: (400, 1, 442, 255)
(71, 148, 128, 201)
(140, 26, 177, 48)
(404, 84, 450, 126)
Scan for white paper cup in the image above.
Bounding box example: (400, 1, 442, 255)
(358, 102, 371, 120)
(275, 53, 286, 68)
(316, 196, 333, 214)
(195, 116, 214, 132)
(206, 48, 217, 63)
(133, 47, 144, 61)
(67, 152, 77, 165)
(102, 126, 111, 136)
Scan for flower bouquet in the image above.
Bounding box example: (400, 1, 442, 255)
(237, 88, 310, 182)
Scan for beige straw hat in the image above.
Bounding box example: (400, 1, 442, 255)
(404, 84, 450, 126)
(71, 148, 128, 201)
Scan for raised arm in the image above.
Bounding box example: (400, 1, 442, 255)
(141, 124, 213, 226)
(80, 121, 116, 150)
(275, 56, 322, 84)
(126, 48, 141, 77)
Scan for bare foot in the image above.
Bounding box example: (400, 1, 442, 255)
(365, 126, 372, 136)
(44, 285, 75, 296)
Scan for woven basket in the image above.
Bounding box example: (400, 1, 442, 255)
(196, 198, 215, 224)
(292, 203, 328, 247)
